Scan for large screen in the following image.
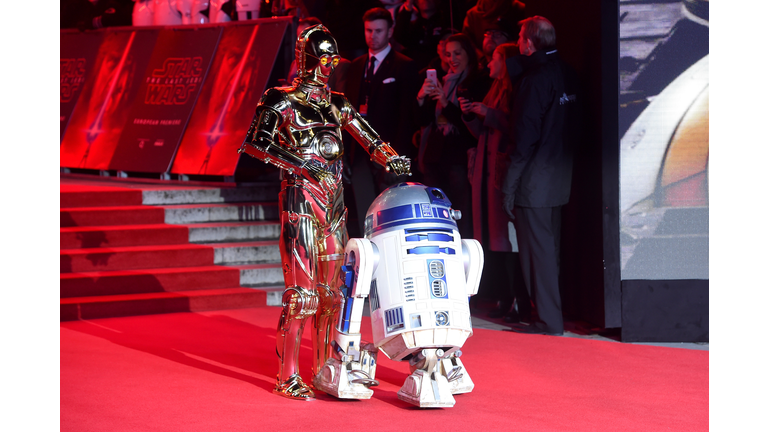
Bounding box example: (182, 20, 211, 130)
(618, 0, 709, 280)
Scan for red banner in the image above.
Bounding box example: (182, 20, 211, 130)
(108, 27, 222, 173)
(60, 31, 104, 141)
(60, 29, 159, 170)
(170, 20, 289, 176)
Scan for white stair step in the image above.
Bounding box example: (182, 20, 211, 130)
(184, 221, 281, 242)
(206, 241, 281, 265)
(162, 202, 279, 224)
(141, 184, 280, 205)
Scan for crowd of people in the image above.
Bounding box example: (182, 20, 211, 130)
(303, 2, 580, 337)
(60, 0, 580, 337)
(317, 2, 580, 337)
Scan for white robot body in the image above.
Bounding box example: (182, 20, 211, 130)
(366, 215, 478, 362)
(316, 183, 483, 407)
(368, 183, 483, 407)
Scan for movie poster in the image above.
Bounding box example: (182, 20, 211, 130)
(60, 31, 104, 141)
(170, 20, 289, 176)
(618, 0, 709, 280)
(60, 29, 159, 170)
(108, 27, 222, 173)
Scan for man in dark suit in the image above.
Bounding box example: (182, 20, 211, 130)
(501, 16, 580, 336)
(343, 7, 420, 234)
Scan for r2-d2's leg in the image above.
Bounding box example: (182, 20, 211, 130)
(398, 238, 483, 407)
(396, 348, 474, 407)
(440, 350, 474, 394)
(398, 348, 456, 408)
(434, 239, 481, 396)
(313, 239, 380, 399)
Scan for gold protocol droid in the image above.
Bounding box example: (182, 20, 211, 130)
(238, 24, 410, 401)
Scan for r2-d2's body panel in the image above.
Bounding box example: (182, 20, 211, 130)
(364, 183, 478, 362)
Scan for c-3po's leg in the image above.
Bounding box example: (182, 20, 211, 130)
(275, 287, 318, 400)
(311, 206, 347, 377)
(313, 238, 380, 399)
(311, 281, 341, 376)
(274, 208, 319, 400)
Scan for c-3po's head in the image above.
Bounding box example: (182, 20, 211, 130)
(296, 24, 340, 86)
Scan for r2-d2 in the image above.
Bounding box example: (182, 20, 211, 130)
(315, 183, 483, 408)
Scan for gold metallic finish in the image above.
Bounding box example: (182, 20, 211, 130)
(292, 249, 314, 282)
(239, 24, 411, 401)
(318, 253, 344, 262)
(274, 374, 315, 401)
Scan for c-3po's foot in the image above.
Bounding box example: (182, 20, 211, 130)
(274, 374, 316, 401)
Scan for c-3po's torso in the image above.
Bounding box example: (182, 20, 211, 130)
(244, 78, 395, 230)
(248, 83, 348, 224)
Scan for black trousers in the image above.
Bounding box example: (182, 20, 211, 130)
(514, 205, 563, 333)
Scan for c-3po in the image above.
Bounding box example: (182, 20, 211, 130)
(238, 24, 411, 401)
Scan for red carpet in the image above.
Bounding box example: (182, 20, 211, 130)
(60, 184, 143, 207)
(61, 205, 167, 227)
(61, 307, 708, 431)
(60, 224, 191, 249)
(61, 266, 243, 297)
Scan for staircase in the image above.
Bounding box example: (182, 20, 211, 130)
(60, 175, 286, 321)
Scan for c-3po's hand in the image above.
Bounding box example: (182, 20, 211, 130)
(370, 142, 412, 177)
(304, 162, 337, 195)
(386, 156, 412, 176)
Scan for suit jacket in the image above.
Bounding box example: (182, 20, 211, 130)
(502, 50, 580, 208)
(344, 49, 420, 160)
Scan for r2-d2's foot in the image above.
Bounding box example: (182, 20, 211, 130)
(397, 349, 456, 408)
(313, 343, 379, 399)
(440, 351, 474, 394)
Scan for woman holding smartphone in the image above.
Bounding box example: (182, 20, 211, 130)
(416, 33, 491, 239)
(459, 42, 530, 322)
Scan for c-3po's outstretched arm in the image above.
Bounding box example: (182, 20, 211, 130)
(335, 95, 412, 177)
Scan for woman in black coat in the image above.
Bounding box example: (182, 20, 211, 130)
(416, 33, 491, 239)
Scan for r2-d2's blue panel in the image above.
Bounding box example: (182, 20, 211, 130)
(364, 183, 477, 361)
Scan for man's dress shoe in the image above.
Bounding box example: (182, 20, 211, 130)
(507, 322, 564, 336)
(502, 310, 520, 323)
(487, 307, 508, 319)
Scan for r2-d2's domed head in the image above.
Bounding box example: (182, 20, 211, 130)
(296, 24, 340, 86)
(364, 182, 462, 237)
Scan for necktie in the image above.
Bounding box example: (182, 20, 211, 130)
(359, 56, 377, 113)
(367, 56, 376, 78)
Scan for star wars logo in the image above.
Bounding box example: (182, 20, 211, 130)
(145, 57, 204, 105)
(61, 58, 86, 103)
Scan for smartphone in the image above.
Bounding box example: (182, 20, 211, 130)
(426, 69, 438, 86)
(457, 86, 471, 102)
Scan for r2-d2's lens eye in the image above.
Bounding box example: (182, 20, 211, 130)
(435, 311, 450, 326)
